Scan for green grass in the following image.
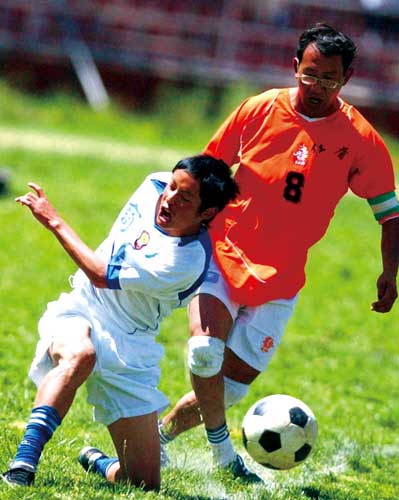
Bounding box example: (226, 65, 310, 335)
(0, 81, 398, 500)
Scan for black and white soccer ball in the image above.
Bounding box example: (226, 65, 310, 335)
(242, 394, 318, 470)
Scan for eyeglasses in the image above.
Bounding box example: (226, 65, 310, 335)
(296, 74, 343, 89)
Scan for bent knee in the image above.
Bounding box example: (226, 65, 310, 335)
(74, 343, 96, 370)
(53, 341, 96, 379)
(188, 336, 225, 378)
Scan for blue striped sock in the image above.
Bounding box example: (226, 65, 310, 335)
(93, 456, 119, 479)
(12, 405, 61, 472)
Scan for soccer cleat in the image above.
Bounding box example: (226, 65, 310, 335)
(160, 442, 169, 468)
(78, 446, 108, 473)
(225, 454, 263, 483)
(2, 467, 35, 487)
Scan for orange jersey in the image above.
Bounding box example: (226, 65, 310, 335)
(204, 88, 398, 306)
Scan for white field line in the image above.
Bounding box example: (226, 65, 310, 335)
(0, 125, 188, 167)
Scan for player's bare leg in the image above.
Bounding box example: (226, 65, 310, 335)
(108, 412, 161, 490)
(161, 294, 231, 462)
(223, 347, 260, 384)
(79, 412, 161, 491)
(160, 348, 260, 438)
(159, 294, 262, 481)
(3, 321, 96, 487)
(160, 390, 202, 435)
(35, 321, 96, 418)
(160, 294, 233, 465)
(188, 293, 231, 426)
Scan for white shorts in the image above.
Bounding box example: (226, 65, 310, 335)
(29, 289, 169, 426)
(195, 257, 298, 372)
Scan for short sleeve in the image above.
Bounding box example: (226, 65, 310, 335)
(348, 124, 396, 200)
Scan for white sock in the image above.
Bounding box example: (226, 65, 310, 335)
(206, 423, 236, 467)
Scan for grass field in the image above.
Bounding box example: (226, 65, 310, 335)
(0, 81, 398, 500)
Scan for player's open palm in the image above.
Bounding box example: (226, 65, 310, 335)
(16, 182, 60, 230)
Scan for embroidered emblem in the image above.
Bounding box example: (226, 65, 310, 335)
(261, 336, 274, 353)
(293, 144, 309, 166)
(134, 230, 150, 250)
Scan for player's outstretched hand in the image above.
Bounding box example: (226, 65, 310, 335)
(15, 182, 61, 230)
(371, 272, 398, 313)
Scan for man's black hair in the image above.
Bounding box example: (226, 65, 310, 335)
(173, 154, 239, 217)
(297, 23, 357, 73)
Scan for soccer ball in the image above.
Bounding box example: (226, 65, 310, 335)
(242, 394, 318, 470)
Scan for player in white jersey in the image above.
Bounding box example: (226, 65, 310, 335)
(4, 155, 239, 491)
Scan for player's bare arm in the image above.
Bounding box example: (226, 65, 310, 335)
(371, 217, 399, 313)
(16, 182, 107, 288)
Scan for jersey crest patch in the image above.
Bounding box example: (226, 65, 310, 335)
(134, 230, 150, 250)
(293, 144, 309, 166)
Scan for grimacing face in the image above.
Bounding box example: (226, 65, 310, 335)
(293, 43, 353, 118)
(156, 169, 217, 237)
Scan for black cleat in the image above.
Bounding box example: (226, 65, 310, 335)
(2, 467, 35, 487)
(226, 454, 263, 483)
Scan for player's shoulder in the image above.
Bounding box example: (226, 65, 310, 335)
(142, 171, 172, 192)
(239, 88, 287, 120)
(244, 89, 284, 107)
(173, 228, 212, 269)
(179, 233, 211, 278)
(125, 171, 171, 209)
(158, 229, 211, 283)
(337, 100, 391, 159)
(132, 171, 171, 200)
(339, 100, 382, 138)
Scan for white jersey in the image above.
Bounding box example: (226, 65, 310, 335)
(71, 172, 212, 335)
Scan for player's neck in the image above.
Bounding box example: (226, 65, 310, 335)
(289, 88, 342, 119)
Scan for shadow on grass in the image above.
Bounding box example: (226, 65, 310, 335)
(301, 486, 359, 500)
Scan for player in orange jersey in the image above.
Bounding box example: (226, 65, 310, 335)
(158, 23, 399, 481)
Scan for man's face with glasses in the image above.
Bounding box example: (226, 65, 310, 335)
(296, 74, 343, 89)
(293, 42, 353, 118)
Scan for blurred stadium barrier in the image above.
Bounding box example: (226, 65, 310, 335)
(0, 0, 397, 116)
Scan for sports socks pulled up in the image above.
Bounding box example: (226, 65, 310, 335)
(206, 422, 236, 468)
(11, 405, 62, 472)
